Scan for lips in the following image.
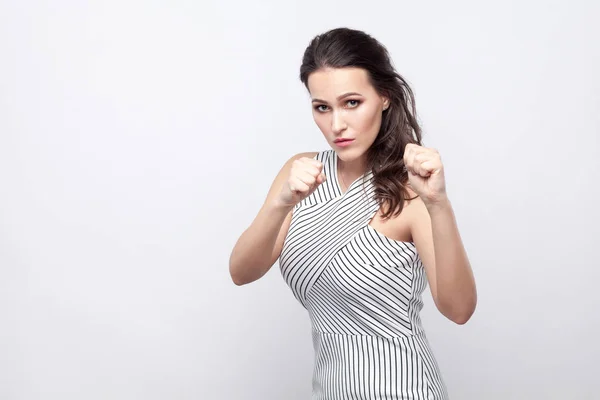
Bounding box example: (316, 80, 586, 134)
(334, 138, 354, 148)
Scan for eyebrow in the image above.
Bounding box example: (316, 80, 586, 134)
(311, 92, 363, 103)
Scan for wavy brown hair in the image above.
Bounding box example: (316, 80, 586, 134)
(300, 27, 422, 219)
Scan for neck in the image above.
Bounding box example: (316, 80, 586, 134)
(337, 155, 368, 189)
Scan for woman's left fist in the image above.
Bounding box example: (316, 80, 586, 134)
(403, 143, 447, 206)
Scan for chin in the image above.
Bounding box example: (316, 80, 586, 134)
(333, 145, 367, 163)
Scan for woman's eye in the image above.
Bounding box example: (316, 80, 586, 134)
(347, 100, 360, 108)
(315, 105, 329, 112)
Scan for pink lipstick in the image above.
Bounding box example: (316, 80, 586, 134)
(334, 138, 354, 148)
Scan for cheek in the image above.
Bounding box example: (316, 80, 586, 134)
(313, 111, 329, 128)
(312, 112, 330, 133)
(353, 105, 382, 134)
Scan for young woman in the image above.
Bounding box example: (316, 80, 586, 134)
(229, 27, 477, 400)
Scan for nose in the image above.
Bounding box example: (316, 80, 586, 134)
(331, 110, 347, 135)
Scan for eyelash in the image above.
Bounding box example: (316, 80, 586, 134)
(314, 99, 361, 112)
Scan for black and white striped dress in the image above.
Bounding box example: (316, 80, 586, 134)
(279, 150, 449, 399)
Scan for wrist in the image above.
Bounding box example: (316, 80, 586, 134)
(424, 196, 452, 215)
(269, 197, 295, 215)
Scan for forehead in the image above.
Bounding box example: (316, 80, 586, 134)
(307, 67, 376, 99)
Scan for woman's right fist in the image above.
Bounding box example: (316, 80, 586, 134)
(279, 157, 326, 207)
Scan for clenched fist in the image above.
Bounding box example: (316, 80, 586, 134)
(403, 143, 448, 207)
(279, 157, 326, 207)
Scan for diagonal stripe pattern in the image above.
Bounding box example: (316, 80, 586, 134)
(280, 150, 449, 399)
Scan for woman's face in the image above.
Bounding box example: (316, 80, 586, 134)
(307, 67, 388, 164)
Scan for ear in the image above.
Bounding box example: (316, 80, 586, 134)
(382, 97, 390, 111)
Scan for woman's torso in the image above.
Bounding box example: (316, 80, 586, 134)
(278, 149, 448, 399)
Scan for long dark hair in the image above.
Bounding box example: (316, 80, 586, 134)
(300, 27, 422, 219)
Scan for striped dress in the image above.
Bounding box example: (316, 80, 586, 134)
(279, 150, 449, 399)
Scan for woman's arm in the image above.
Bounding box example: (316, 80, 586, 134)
(403, 143, 477, 324)
(229, 152, 318, 285)
(410, 197, 477, 324)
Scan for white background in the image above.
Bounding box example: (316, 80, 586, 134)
(1, 0, 598, 399)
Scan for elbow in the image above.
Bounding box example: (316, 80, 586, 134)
(229, 249, 272, 286)
(231, 270, 260, 286)
(450, 308, 475, 325)
(438, 293, 477, 325)
(229, 254, 248, 286)
(230, 268, 251, 286)
(230, 270, 246, 286)
(229, 254, 258, 286)
(232, 277, 247, 286)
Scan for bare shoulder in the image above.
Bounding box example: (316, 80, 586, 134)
(402, 188, 440, 308)
(403, 186, 425, 212)
(370, 185, 424, 243)
(402, 186, 430, 228)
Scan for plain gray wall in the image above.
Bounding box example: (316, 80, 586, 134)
(1, 0, 599, 399)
